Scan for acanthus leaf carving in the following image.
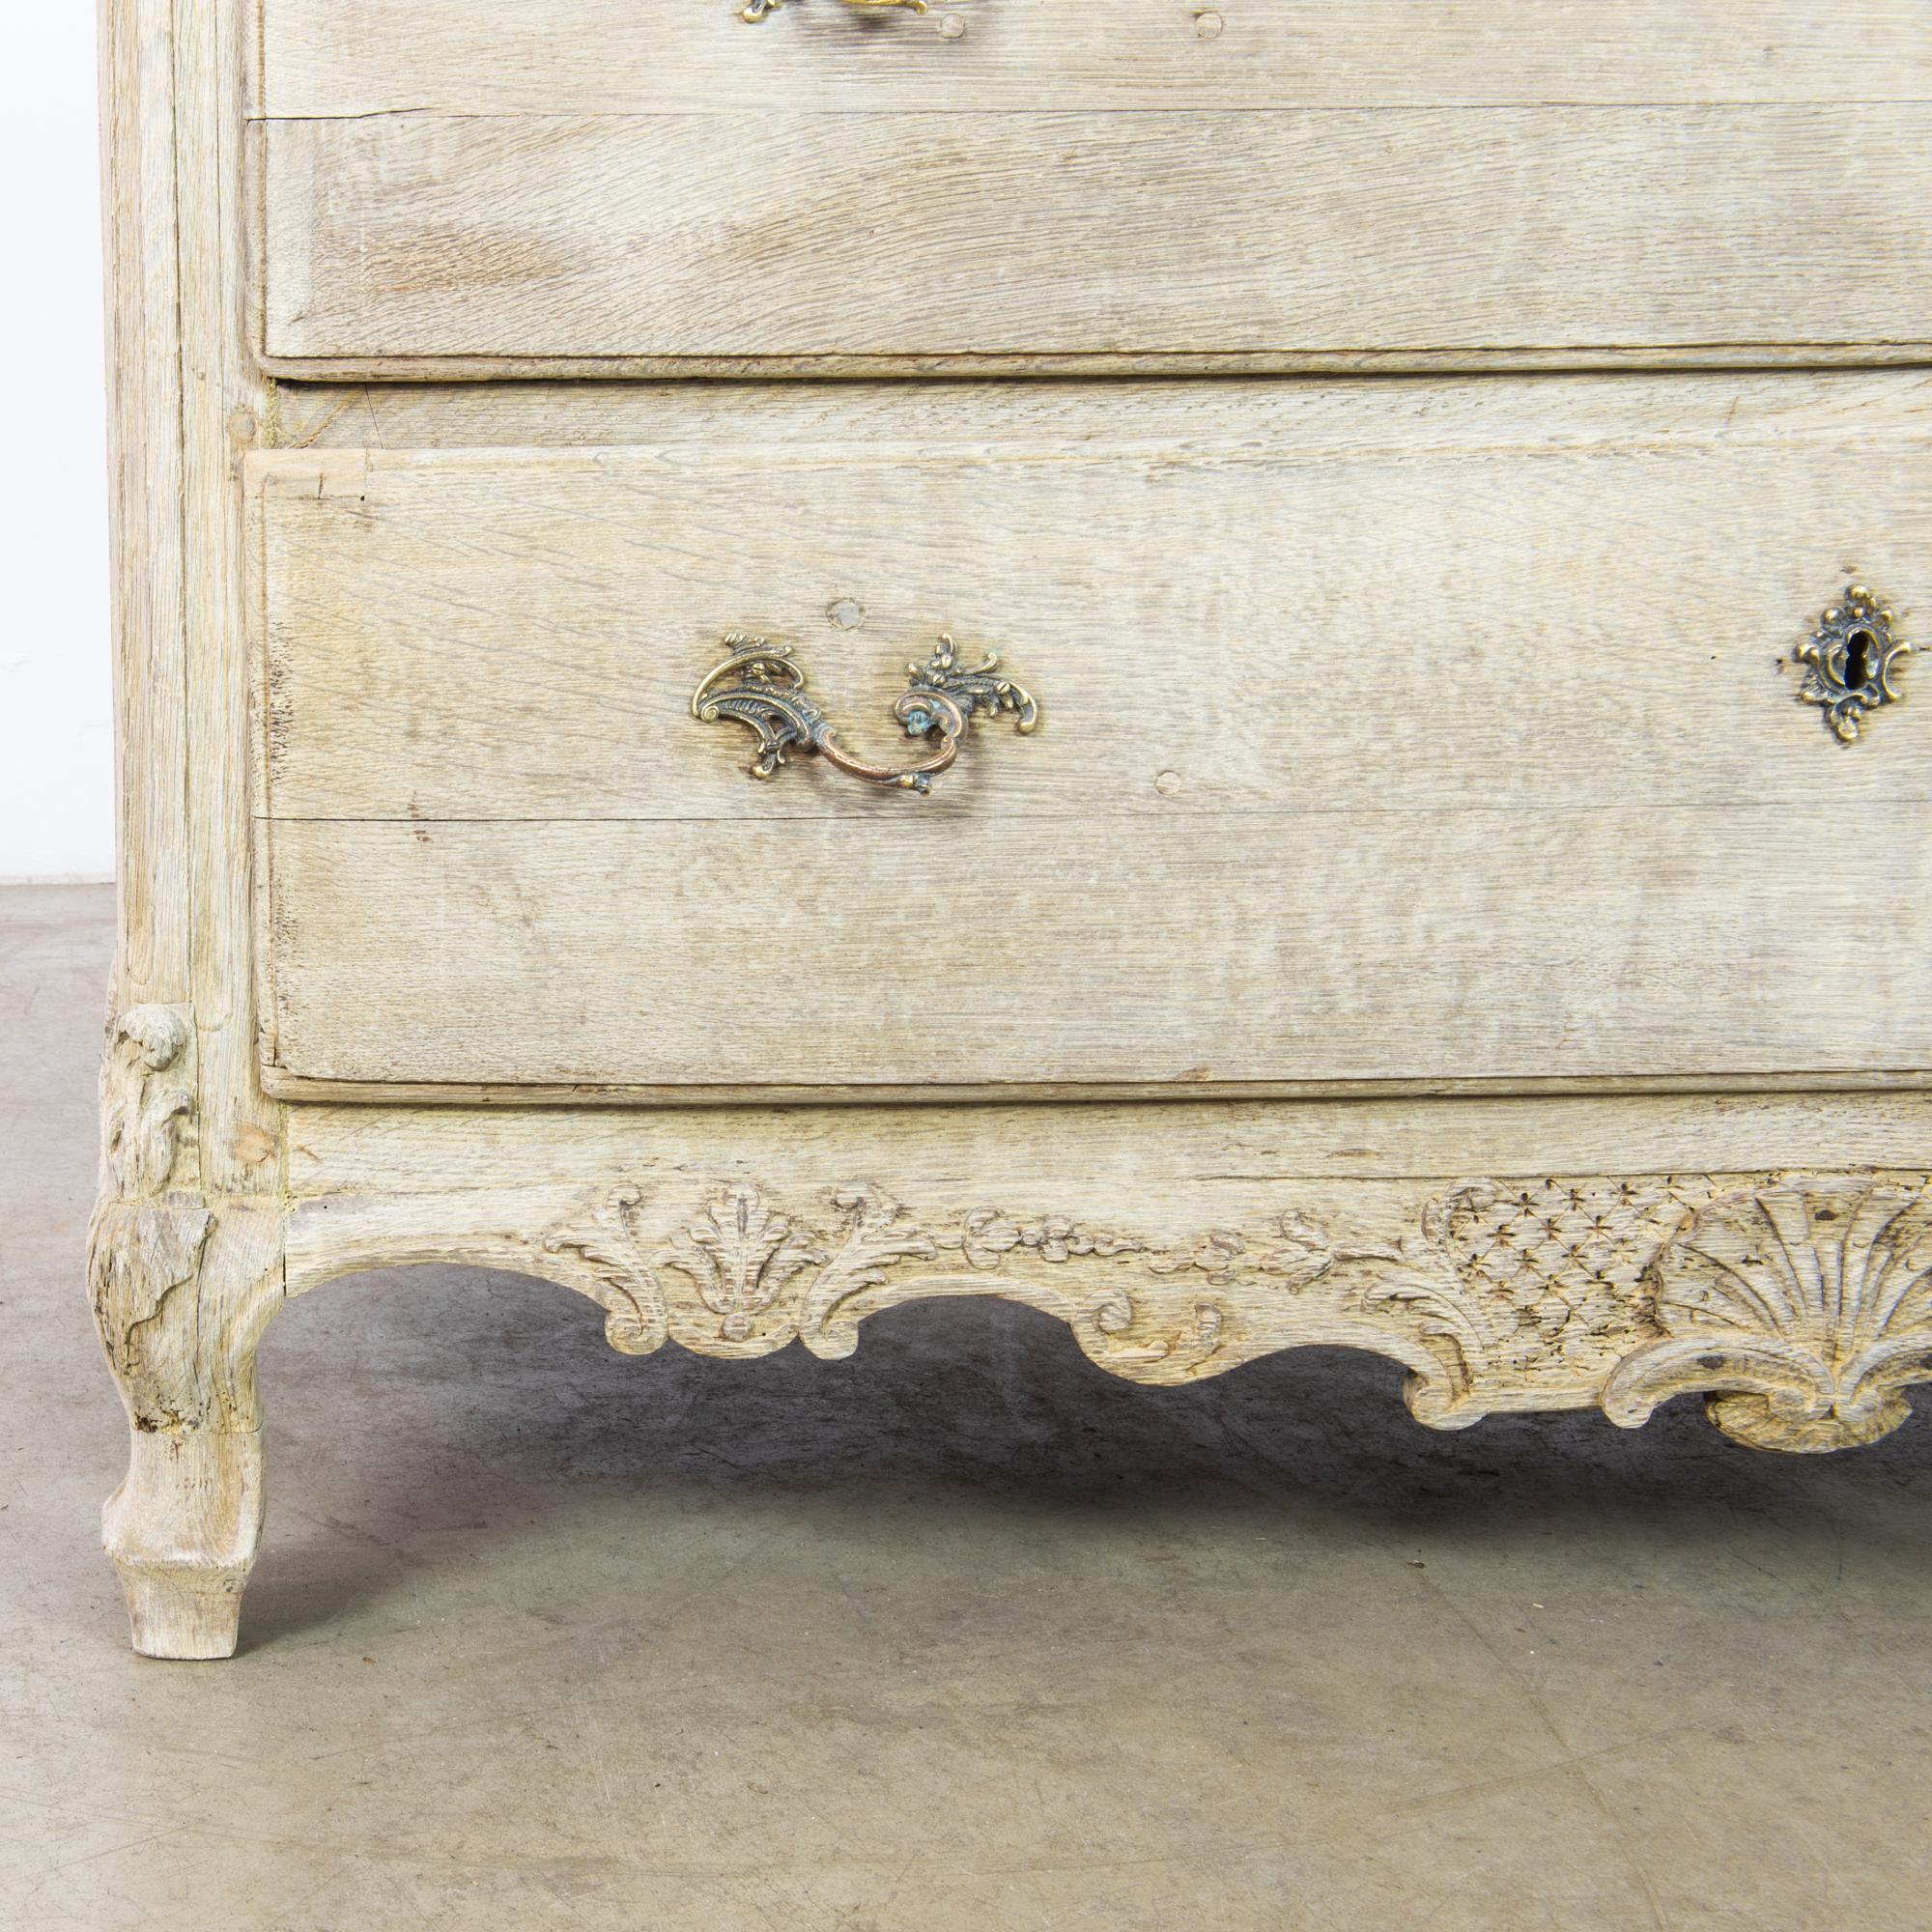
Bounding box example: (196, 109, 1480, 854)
(540, 1184, 671, 1357)
(798, 1186, 938, 1359)
(518, 1170, 1930, 1451)
(1350, 1226, 1510, 1430)
(99, 1004, 193, 1198)
(536, 1178, 1680, 1407)
(1254, 1211, 1341, 1290)
(661, 1181, 825, 1344)
(87, 1004, 221, 1428)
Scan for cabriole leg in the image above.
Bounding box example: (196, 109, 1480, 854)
(103, 1428, 264, 1660)
(89, 1164, 283, 1660)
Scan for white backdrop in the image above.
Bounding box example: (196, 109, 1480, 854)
(0, 10, 112, 880)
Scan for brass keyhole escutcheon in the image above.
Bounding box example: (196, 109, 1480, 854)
(1796, 585, 1913, 743)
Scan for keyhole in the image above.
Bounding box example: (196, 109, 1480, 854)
(1843, 627, 1876, 690)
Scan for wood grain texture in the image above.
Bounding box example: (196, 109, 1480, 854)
(274, 1093, 1932, 1461)
(178, 0, 283, 1197)
(277, 1154, 1932, 1449)
(259, 809, 1932, 1090)
(101, 0, 277, 1196)
(258, 102, 1932, 370)
(86, 998, 283, 1658)
(99, 0, 1932, 1670)
(261, 369, 1932, 454)
(249, 400, 1932, 824)
(259, 0, 1932, 115)
(283, 1094, 1932, 1197)
(98, 0, 284, 1660)
(101, 0, 193, 1014)
(247, 382, 1931, 1095)
(254, 0, 1932, 372)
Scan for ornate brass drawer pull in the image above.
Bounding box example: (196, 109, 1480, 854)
(741, 0, 927, 20)
(1797, 584, 1913, 742)
(693, 634, 1038, 795)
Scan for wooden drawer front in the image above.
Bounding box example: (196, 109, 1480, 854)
(249, 375, 1932, 1099)
(255, 1, 1932, 375)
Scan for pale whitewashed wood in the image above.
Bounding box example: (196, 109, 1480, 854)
(245, 397, 1931, 1095)
(87, 1000, 284, 1657)
(98, 0, 1932, 1671)
(178, 0, 282, 1198)
(259, 346, 1932, 385)
(101, 0, 193, 1015)
(95, 0, 285, 1662)
(260, 0, 1932, 115)
(104, 1432, 265, 1662)
(283, 1094, 1932, 1198)
(258, 102, 1932, 369)
(277, 1160, 1932, 1446)
(263, 369, 1932, 456)
(259, 809, 1932, 1091)
(274, 1093, 1932, 1453)
(260, 1073, 1932, 1110)
(248, 406, 1932, 825)
(253, 0, 1932, 371)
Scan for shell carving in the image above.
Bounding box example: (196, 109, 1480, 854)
(1604, 1179, 1932, 1451)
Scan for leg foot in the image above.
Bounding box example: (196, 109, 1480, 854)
(103, 1429, 263, 1659)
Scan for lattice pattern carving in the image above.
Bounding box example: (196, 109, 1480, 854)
(280, 1170, 1932, 1455)
(1433, 1178, 1713, 1379)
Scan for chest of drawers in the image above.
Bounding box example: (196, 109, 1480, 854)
(94, 0, 1932, 1658)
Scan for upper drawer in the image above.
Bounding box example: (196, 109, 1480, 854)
(253, 0, 1932, 376)
(246, 373, 1932, 1101)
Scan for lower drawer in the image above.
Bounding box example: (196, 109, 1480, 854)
(247, 374, 1932, 1100)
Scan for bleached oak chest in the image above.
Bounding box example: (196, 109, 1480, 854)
(95, 0, 1932, 1657)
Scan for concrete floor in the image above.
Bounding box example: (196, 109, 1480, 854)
(2, 884, 1929, 1932)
